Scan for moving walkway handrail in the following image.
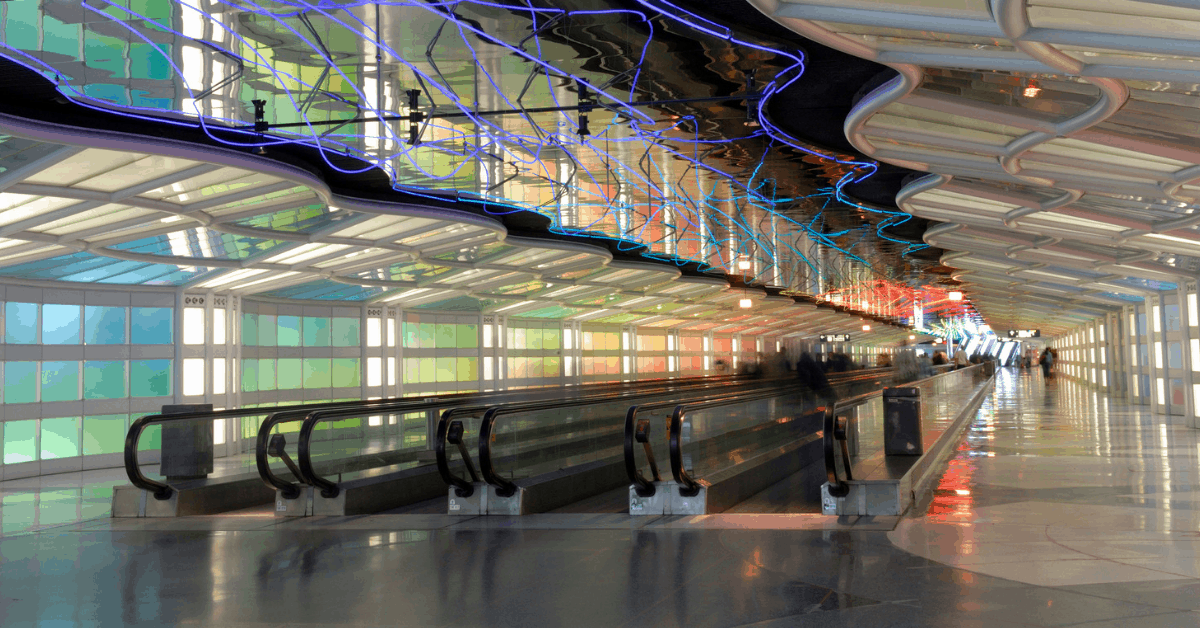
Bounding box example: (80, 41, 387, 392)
(625, 368, 892, 496)
(125, 396, 450, 500)
(440, 377, 773, 498)
(258, 382, 664, 499)
(130, 374, 744, 500)
(478, 379, 806, 498)
(823, 362, 991, 497)
(298, 375, 749, 498)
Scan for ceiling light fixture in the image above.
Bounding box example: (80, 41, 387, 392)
(948, 291, 964, 301)
(1023, 80, 1041, 98)
(862, 324, 871, 332)
(160, 216, 182, 223)
(737, 255, 751, 271)
(739, 298, 752, 309)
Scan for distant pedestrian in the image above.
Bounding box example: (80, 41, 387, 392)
(953, 347, 970, 370)
(1039, 348, 1053, 378)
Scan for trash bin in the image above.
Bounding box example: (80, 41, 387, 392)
(883, 388, 922, 455)
(160, 403, 214, 480)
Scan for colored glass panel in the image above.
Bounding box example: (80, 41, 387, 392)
(3, 420, 37, 464)
(5, 362, 37, 404)
(332, 317, 360, 347)
(83, 361, 126, 399)
(303, 358, 332, 388)
(331, 358, 360, 388)
(278, 315, 301, 346)
(5, 302, 37, 344)
(131, 359, 172, 397)
(83, 415, 127, 456)
(303, 317, 330, 346)
(278, 358, 301, 390)
(42, 304, 81, 344)
(84, 306, 127, 344)
(40, 417, 80, 460)
(41, 361, 80, 402)
(131, 307, 172, 344)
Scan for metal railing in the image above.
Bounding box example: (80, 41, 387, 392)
(126, 374, 745, 500)
(823, 361, 993, 497)
(285, 375, 750, 499)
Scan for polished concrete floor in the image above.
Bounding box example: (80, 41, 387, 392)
(4, 369, 1200, 627)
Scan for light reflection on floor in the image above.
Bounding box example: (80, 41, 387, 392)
(894, 367, 1200, 587)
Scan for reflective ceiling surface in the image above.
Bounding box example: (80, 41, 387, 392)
(752, 0, 1200, 334)
(0, 0, 935, 303)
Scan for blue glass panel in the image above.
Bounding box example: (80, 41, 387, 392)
(131, 307, 173, 344)
(42, 304, 81, 345)
(130, 360, 172, 397)
(41, 361, 80, 402)
(232, 205, 361, 234)
(109, 229, 290, 261)
(0, 251, 217, 286)
(84, 306, 127, 344)
(5, 303, 37, 344)
(5, 362, 37, 404)
(255, 280, 389, 301)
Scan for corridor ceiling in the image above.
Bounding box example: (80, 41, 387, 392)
(751, 0, 1200, 335)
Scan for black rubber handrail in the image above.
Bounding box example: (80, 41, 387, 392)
(624, 405, 661, 497)
(301, 375, 751, 498)
(667, 368, 897, 497)
(466, 378, 796, 498)
(669, 385, 810, 496)
(125, 396, 455, 500)
(130, 374, 744, 500)
(822, 362, 989, 497)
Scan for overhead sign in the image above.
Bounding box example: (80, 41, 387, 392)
(820, 334, 850, 342)
(1006, 329, 1040, 338)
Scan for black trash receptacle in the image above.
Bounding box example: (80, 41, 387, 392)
(883, 388, 922, 455)
(160, 403, 214, 480)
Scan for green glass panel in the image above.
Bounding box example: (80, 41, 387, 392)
(136, 417, 161, 452)
(5, 303, 37, 344)
(3, 1, 39, 52)
(277, 315, 301, 346)
(302, 358, 332, 388)
(528, 328, 543, 350)
(418, 323, 435, 349)
(436, 357, 455, 383)
(83, 361, 126, 400)
(258, 314, 276, 346)
(3, 420, 37, 464)
(258, 359, 276, 391)
(130, 359, 172, 397)
(332, 317, 360, 347)
(242, 312, 258, 346)
(42, 304, 81, 345)
(456, 357, 478, 382)
(40, 417, 79, 460)
(303, 317, 330, 346)
(435, 324, 455, 348)
(544, 356, 561, 378)
(83, 415, 127, 456)
(277, 358, 301, 390)
(332, 358, 360, 388)
(418, 358, 435, 383)
(242, 358, 259, 392)
(513, 328, 526, 350)
(5, 362, 37, 404)
(457, 324, 478, 349)
(41, 361, 80, 402)
(403, 321, 418, 347)
(84, 306, 126, 344)
(543, 329, 561, 351)
(131, 307, 172, 344)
